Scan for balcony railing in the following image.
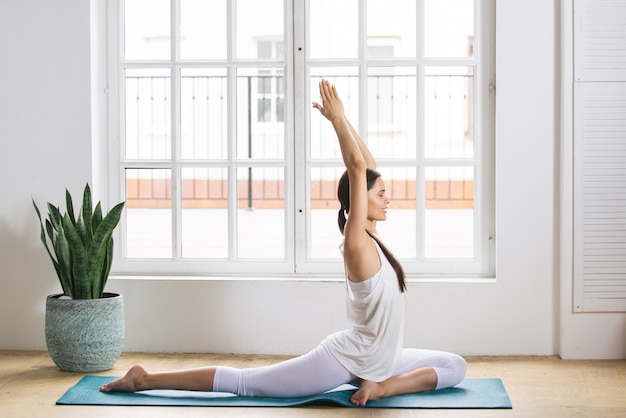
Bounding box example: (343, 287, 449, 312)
(124, 74, 474, 210)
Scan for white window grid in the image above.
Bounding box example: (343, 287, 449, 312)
(106, 0, 495, 278)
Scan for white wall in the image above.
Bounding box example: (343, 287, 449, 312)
(0, 0, 623, 359)
(0, 0, 93, 348)
(558, 0, 626, 359)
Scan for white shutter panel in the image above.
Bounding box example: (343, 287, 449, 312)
(574, 0, 626, 82)
(573, 82, 626, 312)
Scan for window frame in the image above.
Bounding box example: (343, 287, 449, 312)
(104, 0, 496, 279)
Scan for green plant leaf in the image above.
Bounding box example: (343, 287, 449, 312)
(47, 203, 62, 232)
(33, 200, 60, 268)
(76, 212, 88, 248)
(33, 185, 125, 300)
(45, 219, 55, 245)
(99, 236, 114, 297)
(66, 188, 76, 225)
(53, 228, 74, 298)
(92, 202, 103, 232)
(62, 212, 89, 299)
(86, 202, 125, 298)
(82, 183, 93, 242)
(87, 234, 112, 299)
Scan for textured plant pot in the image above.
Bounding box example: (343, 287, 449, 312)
(45, 292, 125, 372)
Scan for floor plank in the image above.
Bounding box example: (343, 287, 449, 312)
(0, 351, 624, 418)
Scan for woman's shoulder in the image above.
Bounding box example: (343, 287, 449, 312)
(343, 234, 381, 283)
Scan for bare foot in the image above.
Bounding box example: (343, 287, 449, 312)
(100, 364, 149, 393)
(350, 380, 385, 406)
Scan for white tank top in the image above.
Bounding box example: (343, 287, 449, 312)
(324, 238, 405, 382)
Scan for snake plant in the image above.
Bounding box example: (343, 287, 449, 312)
(33, 183, 125, 299)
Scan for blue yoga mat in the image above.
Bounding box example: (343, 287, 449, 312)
(57, 376, 511, 409)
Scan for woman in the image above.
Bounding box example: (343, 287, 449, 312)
(100, 80, 466, 406)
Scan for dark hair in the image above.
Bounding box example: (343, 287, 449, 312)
(337, 169, 407, 293)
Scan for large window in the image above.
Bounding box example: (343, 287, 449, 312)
(107, 0, 495, 277)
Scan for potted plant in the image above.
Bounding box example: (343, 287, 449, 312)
(33, 183, 126, 372)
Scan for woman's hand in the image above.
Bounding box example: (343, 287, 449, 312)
(312, 79, 345, 123)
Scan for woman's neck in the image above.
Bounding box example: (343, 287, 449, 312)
(366, 220, 377, 236)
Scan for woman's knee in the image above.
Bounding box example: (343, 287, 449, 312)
(435, 353, 466, 390)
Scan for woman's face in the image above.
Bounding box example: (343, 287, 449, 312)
(367, 177, 390, 221)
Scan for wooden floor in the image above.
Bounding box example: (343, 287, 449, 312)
(1, 351, 624, 418)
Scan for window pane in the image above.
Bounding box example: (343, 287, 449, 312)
(424, 66, 474, 159)
(181, 167, 228, 258)
(367, 67, 417, 159)
(124, 0, 170, 60)
(180, 0, 227, 59)
(424, 166, 473, 258)
(375, 167, 417, 258)
(111, 0, 493, 276)
(310, 0, 358, 59)
(237, 0, 284, 59)
(310, 68, 359, 160)
(310, 167, 343, 259)
(424, 0, 474, 58)
(237, 68, 285, 159)
(367, 0, 416, 58)
(125, 69, 171, 160)
(181, 68, 228, 160)
(237, 167, 285, 258)
(310, 167, 418, 260)
(125, 169, 172, 258)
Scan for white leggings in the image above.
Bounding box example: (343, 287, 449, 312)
(213, 343, 466, 398)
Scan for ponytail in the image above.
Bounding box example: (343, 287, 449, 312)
(366, 231, 407, 293)
(337, 171, 350, 235)
(338, 207, 347, 234)
(337, 169, 407, 293)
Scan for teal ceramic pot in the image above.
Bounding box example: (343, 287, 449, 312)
(45, 292, 125, 372)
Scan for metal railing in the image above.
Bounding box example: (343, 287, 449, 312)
(124, 73, 474, 209)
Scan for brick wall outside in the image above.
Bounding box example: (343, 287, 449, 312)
(126, 178, 473, 209)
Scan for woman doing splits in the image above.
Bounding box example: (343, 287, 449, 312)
(100, 80, 466, 406)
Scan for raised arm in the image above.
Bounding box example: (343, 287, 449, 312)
(312, 83, 376, 169)
(312, 80, 380, 282)
(312, 81, 366, 174)
(346, 119, 376, 170)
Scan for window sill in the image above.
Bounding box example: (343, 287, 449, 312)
(108, 274, 497, 284)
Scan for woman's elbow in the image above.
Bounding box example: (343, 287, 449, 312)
(346, 158, 367, 174)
